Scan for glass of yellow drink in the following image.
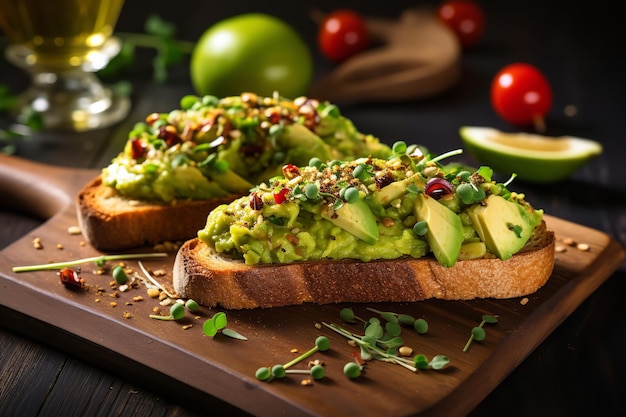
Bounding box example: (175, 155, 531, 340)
(0, 0, 130, 131)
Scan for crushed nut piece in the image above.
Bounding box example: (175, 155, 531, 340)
(520, 297, 529, 305)
(95, 298, 100, 303)
(153, 269, 166, 277)
(152, 307, 160, 314)
(399, 346, 413, 356)
(382, 217, 395, 227)
(563, 237, 576, 246)
(576, 243, 590, 251)
(290, 348, 299, 354)
(32, 237, 43, 249)
(555, 245, 567, 253)
(147, 288, 160, 298)
(67, 226, 82, 235)
(182, 324, 193, 330)
(119, 284, 129, 292)
(314, 322, 321, 329)
(308, 359, 324, 367)
(158, 291, 168, 301)
(300, 379, 313, 386)
(56, 243, 63, 250)
(123, 311, 132, 319)
(132, 296, 144, 302)
(110, 302, 117, 307)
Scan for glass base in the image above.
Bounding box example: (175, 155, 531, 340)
(15, 73, 131, 131)
(6, 37, 131, 132)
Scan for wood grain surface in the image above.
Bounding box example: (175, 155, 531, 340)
(0, 154, 623, 417)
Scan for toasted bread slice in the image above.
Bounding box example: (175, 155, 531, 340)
(173, 222, 555, 309)
(76, 176, 240, 251)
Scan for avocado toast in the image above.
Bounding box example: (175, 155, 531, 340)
(77, 93, 391, 251)
(173, 144, 555, 309)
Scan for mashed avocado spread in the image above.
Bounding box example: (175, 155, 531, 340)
(102, 92, 392, 202)
(199, 144, 544, 267)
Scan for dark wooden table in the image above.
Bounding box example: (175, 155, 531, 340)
(1, 1, 624, 416)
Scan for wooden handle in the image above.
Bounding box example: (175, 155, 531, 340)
(0, 153, 97, 220)
(309, 8, 461, 103)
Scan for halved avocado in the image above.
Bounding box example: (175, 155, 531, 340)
(466, 194, 536, 260)
(321, 199, 379, 245)
(414, 193, 463, 267)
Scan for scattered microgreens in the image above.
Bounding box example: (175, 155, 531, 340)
(322, 322, 448, 373)
(202, 311, 247, 340)
(12, 253, 168, 273)
(463, 314, 499, 352)
(98, 15, 194, 83)
(255, 336, 330, 382)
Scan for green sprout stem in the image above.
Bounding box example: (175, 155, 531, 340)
(115, 32, 194, 53)
(430, 149, 463, 164)
(12, 253, 168, 272)
(283, 344, 321, 370)
(137, 260, 177, 299)
(322, 322, 417, 372)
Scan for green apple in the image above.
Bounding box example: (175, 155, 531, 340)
(190, 13, 313, 99)
(460, 126, 603, 183)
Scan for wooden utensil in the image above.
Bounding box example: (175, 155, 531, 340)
(309, 8, 461, 103)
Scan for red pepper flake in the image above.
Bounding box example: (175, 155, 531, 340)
(273, 188, 290, 204)
(282, 164, 300, 179)
(130, 138, 146, 159)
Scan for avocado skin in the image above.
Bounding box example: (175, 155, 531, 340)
(466, 194, 538, 260)
(414, 193, 463, 267)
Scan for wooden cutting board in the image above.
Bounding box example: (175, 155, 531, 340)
(1, 153, 624, 417)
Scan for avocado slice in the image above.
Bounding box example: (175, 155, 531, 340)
(211, 168, 254, 193)
(466, 194, 535, 260)
(414, 193, 463, 267)
(279, 124, 333, 164)
(372, 176, 424, 206)
(321, 199, 379, 245)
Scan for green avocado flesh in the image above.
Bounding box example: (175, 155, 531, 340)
(467, 194, 543, 259)
(414, 193, 462, 267)
(198, 151, 544, 266)
(101, 93, 392, 203)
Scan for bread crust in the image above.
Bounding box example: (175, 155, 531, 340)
(173, 224, 555, 309)
(76, 176, 239, 251)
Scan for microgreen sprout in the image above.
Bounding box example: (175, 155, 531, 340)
(255, 336, 330, 382)
(12, 253, 168, 273)
(339, 307, 366, 324)
(111, 265, 128, 285)
(343, 361, 362, 379)
(203, 312, 247, 340)
(365, 307, 429, 335)
(149, 302, 185, 321)
(463, 314, 498, 352)
(137, 260, 177, 299)
(99, 15, 194, 83)
(322, 322, 449, 373)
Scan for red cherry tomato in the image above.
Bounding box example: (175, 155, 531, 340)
(437, 0, 485, 48)
(490, 63, 553, 128)
(318, 10, 369, 62)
